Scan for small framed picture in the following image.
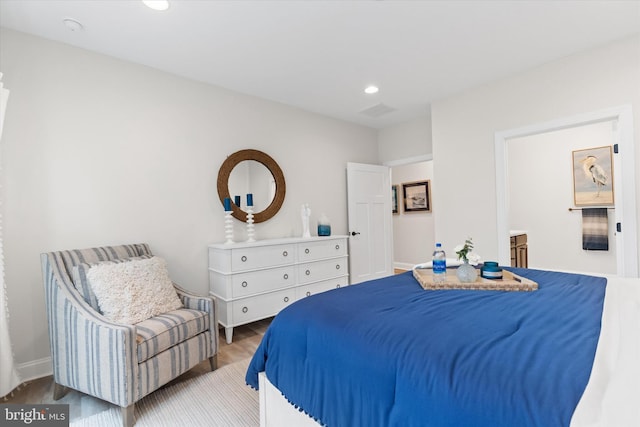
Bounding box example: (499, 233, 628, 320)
(402, 180, 431, 212)
(572, 146, 614, 206)
(392, 185, 399, 214)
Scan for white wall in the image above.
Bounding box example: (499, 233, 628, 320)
(508, 121, 617, 274)
(0, 29, 379, 376)
(432, 35, 640, 265)
(378, 114, 432, 164)
(391, 161, 435, 270)
(378, 115, 433, 270)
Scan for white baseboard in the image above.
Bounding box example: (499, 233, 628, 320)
(394, 262, 414, 271)
(18, 356, 52, 383)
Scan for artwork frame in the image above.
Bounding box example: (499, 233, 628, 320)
(402, 180, 431, 212)
(572, 145, 614, 207)
(392, 185, 399, 214)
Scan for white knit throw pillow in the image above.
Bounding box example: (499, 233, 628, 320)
(86, 256, 183, 324)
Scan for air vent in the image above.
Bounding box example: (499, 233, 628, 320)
(359, 103, 397, 118)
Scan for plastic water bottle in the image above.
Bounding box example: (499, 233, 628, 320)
(432, 243, 446, 282)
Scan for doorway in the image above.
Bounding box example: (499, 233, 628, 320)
(507, 121, 617, 274)
(387, 156, 434, 271)
(495, 105, 638, 277)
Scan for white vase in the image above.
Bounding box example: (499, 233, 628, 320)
(301, 204, 311, 238)
(456, 260, 478, 283)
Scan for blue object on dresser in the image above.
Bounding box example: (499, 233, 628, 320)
(317, 224, 331, 236)
(246, 268, 606, 427)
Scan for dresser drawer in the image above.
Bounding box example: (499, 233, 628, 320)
(231, 266, 294, 298)
(297, 239, 347, 262)
(231, 244, 294, 271)
(298, 257, 348, 284)
(296, 276, 348, 299)
(231, 289, 295, 325)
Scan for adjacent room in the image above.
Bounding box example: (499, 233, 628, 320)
(1, 1, 639, 426)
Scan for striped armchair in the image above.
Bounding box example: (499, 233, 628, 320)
(41, 243, 219, 427)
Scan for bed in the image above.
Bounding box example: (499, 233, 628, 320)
(246, 267, 640, 427)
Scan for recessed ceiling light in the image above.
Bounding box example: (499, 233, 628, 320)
(142, 0, 170, 11)
(62, 18, 84, 32)
(364, 86, 379, 94)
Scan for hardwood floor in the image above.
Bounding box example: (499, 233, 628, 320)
(217, 318, 271, 367)
(2, 318, 272, 419)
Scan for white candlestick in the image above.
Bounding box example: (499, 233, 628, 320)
(246, 208, 255, 242)
(224, 210, 234, 244)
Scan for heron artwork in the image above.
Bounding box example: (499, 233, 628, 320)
(580, 155, 607, 197)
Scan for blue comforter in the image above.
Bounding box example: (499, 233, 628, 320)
(246, 268, 606, 427)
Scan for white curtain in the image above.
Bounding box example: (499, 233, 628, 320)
(0, 71, 20, 398)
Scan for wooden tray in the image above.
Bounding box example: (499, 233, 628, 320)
(413, 268, 538, 292)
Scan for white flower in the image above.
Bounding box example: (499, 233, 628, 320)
(466, 251, 482, 266)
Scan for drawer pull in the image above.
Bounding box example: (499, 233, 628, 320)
(306, 291, 311, 297)
(305, 248, 310, 254)
(283, 251, 288, 257)
(336, 284, 341, 288)
(335, 244, 340, 250)
(305, 269, 311, 276)
(241, 281, 248, 288)
(241, 255, 247, 262)
(284, 296, 289, 303)
(336, 264, 341, 270)
(242, 306, 248, 313)
(283, 273, 289, 280)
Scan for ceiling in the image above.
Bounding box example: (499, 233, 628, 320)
(1, 0, 639, 129)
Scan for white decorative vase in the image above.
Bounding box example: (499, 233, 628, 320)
(301, 204, 311, 238)
(456, 260, 478, 283)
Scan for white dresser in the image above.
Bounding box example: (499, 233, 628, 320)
(208, 236, 349, 343)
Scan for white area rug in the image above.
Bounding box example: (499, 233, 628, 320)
(71, 359, 258, 427)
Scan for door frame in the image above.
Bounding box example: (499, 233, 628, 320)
(494, 104, 638, 277)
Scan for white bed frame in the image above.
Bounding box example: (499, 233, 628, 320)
(258, 372, 319, 427)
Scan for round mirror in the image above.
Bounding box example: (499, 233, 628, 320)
(217, 149, 286, 223)
(228, 160, 276, 212)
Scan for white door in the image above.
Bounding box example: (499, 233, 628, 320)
(347, 162, 394, 284)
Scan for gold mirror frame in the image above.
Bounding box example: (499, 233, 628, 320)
(217, 149, 286, 223)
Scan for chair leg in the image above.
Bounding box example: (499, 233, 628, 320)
(209, 355, 218, 371)
(52, 382, 68, 400)
(122, 404, 135, 427)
